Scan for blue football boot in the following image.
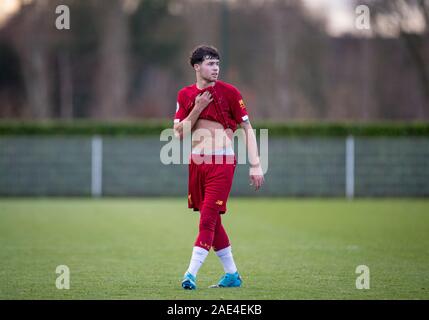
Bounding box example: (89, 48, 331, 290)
(181, 272, 197, 290)
(209, 271, 242, 288)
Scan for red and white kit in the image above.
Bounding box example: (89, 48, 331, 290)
(174, 80, 249, 251)
(174, 80, 249, 215)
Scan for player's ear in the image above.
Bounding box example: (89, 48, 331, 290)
(194, 63, 200, 72)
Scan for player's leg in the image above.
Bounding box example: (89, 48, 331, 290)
(182, 203, 219, 290)
(212, 214, 230, 251)
(209, 157, 242, 288)
(213, 215, 237, 274)
(182, 158, 206, 289)
(210, 214, 242, 288)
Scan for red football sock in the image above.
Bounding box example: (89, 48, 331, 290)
(194, 205, 219, 251)
(213, 214, 231, 251)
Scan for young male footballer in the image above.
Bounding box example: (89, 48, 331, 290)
(173, 45, 265, 290)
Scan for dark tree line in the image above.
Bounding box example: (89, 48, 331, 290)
(0, 0, 427, 121)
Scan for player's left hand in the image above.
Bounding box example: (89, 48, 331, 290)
(249, 166, 264, 191)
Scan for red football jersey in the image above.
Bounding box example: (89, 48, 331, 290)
(174, 80, 249, 132)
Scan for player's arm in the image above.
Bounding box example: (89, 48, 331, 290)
(173, 91, 212, 140)
(240, 120, 265, 191)
(230, 88, 264, 190)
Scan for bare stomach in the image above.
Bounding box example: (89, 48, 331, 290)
(191, 119, 233, 152)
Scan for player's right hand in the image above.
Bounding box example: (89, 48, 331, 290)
(195, 91, 213, 111)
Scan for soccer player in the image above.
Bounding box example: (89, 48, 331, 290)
(173, 45, 265, 290)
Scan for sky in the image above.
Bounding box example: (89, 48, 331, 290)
(302, 0, 356, 36)
(0, 0, 21, 28)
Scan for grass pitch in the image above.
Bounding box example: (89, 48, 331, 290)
(0, 198, 428, 299)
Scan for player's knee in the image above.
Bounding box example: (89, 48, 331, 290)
(199, 206, 219, 232)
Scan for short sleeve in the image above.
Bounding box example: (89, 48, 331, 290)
(230, 88, 249, 125)
(174, 91, 189, 124)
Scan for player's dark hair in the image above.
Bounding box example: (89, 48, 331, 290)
(189, 45, 220, 67)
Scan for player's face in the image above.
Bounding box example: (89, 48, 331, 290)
(197, 58, 220, 82)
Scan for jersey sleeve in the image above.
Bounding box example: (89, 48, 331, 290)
(173, 90, 189, 124)
(230, 87, 249, 125)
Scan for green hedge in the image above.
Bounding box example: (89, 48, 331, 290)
(1, 120, 429, 136)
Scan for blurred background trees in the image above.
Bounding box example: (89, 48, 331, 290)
(0, 0, 427, 121)
(357, 0, 429, 118)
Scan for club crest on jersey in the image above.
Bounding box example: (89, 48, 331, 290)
(216, 200, 223, 205)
